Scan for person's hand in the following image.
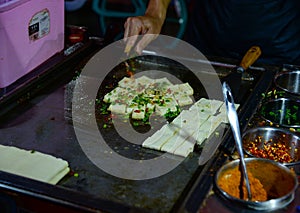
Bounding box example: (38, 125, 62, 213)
(124, 15, 164, 54)
(123, 0, 170, 54)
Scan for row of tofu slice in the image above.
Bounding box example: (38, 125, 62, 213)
(142, 98, 239, 157)
(103, 76, 194, 120)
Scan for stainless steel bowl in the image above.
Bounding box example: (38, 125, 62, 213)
(274, 70, 300, 96)
(215, 158, 298, 211)
(259, 98, 300, 128)
(242, 127, 300, 166)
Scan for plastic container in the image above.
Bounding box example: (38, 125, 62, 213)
(0, 0, 64, 88)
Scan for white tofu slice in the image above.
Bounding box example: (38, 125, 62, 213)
(103, 88, 117, 103)
(154, 77, 172, 84)
(187, 107, 225, 146)
(135, 76, 154, 90)
(155, 97, 179, 116)
(194, 114, 223, 146)
(173, 137, 196, 157)
(210, 99, 224, 113)
(190, 98, 223, 115)
(206, 115, 224, 135)
(177, 83, 194, 96)
(155, 106, 172, 116)
(162, 112, 195, 142)
(126, 102, 138, 114)
(163, 96, 178, 111)
(218, 112, 229, 123)
(103, 87, 128, 103)
(142, 124, 179, 150)
(118, 77, 136, 89)
(167, 84, 180, 95)
(171, 110, 209, 147)
(172, 110, 199, 133)
(194, 129, 210, 146)
(131, 105, 146, 120)
(171, 109, 191, 125)
(189, 98, 211, 111)
(127, 76, 151, 94)
(217, 102, 240, 123)
(154, 77, 173, 90)
(188, 107, 211, 121)
(144, 87, 162, 98)
(174, 94, 194, 106)
(173, 108, 209, 128)
(217, 104, 228, 123)
(0, 145, 70, 185)
(146, 102, 155, 112)
(124, 92, 137, 105)
(160, 126, 195, 153)
(198, 118, 216, 134)
(191, 98, 210, 107)
(108, 103, 127, 114)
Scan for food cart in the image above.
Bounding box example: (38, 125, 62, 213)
(0, 3, 299, 210)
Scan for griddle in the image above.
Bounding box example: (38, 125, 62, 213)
(0, 41, 280, 213)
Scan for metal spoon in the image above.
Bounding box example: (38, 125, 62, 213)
(222, 82, 252, 201)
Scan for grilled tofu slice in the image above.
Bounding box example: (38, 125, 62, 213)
(142, 124, 179, 150)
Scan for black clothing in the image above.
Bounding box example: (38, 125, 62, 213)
(185, 0, 300, 65)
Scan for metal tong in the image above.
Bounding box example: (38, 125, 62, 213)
(222, 82, 252, 201)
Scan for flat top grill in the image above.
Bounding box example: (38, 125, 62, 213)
(0, 43, 287, 212)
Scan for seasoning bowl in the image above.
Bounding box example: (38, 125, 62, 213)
(259, 98, 300, 128)
(242, 127, 300, 166)
(274, 70, 300, 96)
(215, 158, 298, 211)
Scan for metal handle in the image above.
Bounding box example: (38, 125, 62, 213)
(239, 46, 262, 72)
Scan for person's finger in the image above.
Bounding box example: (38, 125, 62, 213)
(123, 21, 129, 43)
(135, 34, 158, 54)
(124, 17, 146, 53)
(125, 35, 139, 54)
(133, 16, 162, 54)
(123, 17, 133, 43)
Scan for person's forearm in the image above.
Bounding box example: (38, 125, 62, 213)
(145, 0, 171, 24)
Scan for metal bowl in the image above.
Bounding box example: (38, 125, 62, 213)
(242, 127, 300, 166)
(215, 158, 298, 211)
(274, 70, 300, 96)
(259, 98, 300, 128)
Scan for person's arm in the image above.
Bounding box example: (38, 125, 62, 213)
(124, 0, 171, 54)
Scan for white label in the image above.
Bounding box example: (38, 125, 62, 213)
(28, 9, 50, 41)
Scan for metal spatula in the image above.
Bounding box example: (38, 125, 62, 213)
(223, 46, 261, 98)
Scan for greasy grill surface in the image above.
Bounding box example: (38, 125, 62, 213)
(0, 52, 271, 212)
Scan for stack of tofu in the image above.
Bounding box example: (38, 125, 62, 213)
(142, 98, 239, 157)
(103, 76, 239, 158)
(103, 76, 194, 120)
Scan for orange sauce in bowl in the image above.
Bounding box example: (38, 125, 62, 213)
(217, 166, 267, 201)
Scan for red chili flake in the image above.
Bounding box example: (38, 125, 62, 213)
(246, 137, 295, 163)
(126, 70, 134, 76)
